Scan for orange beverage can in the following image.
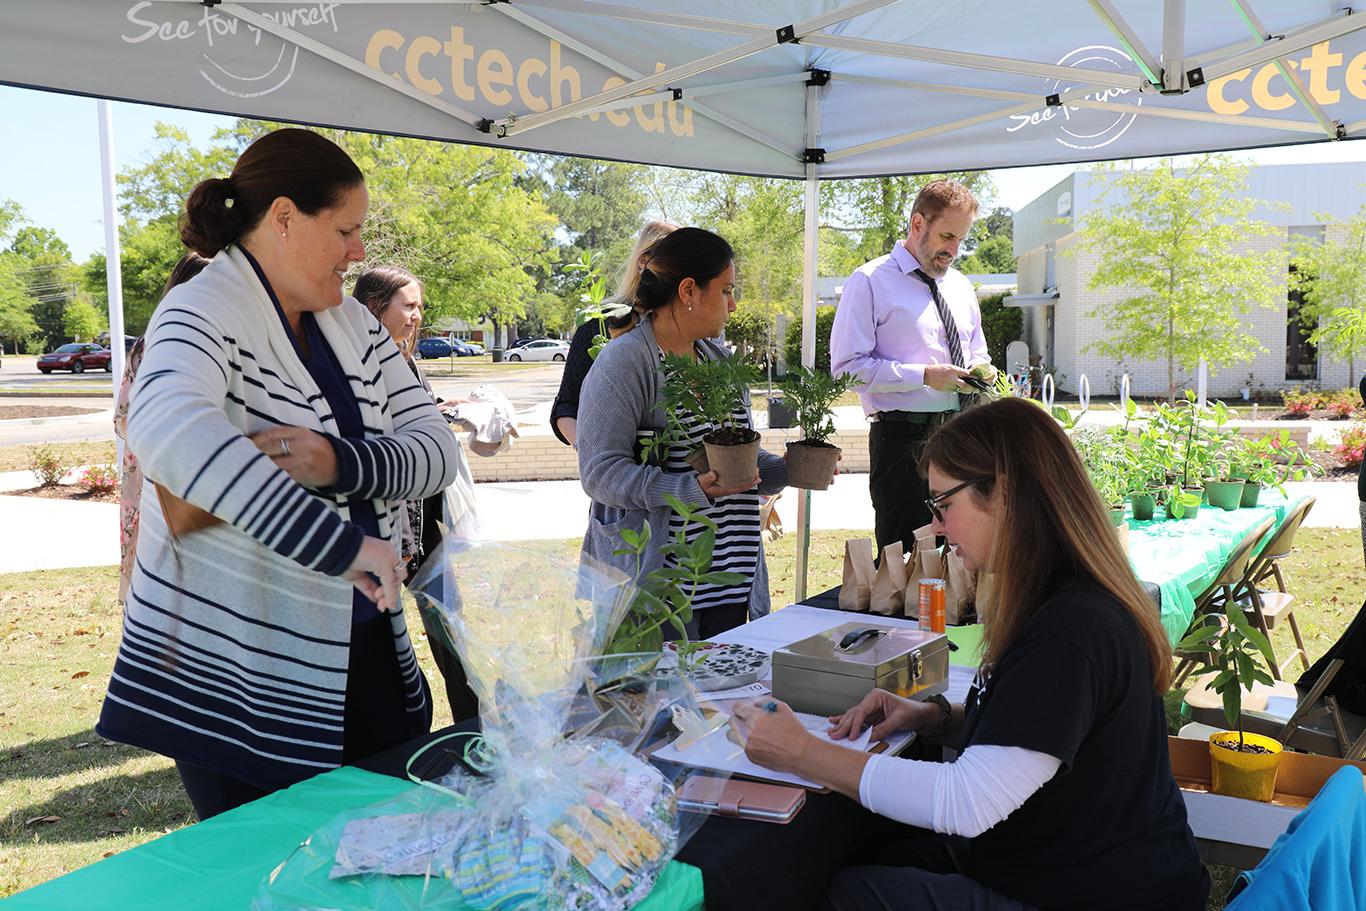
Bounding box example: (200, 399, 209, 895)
(918, 579, 946, 634)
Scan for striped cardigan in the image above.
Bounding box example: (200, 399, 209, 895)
(97, 246, 461, 790)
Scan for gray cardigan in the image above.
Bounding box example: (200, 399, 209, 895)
(577, 317, 788, 618)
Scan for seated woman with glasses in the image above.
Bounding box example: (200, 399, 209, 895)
(730, 397, 1208, 911)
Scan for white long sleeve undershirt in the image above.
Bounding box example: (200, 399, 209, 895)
(858, 744, 1063, 838)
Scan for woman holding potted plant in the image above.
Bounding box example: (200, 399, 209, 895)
(730, 397, 1207, 910)
(577, 227, 791, 637)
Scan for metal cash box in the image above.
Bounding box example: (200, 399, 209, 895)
(771, 622, 949, 716)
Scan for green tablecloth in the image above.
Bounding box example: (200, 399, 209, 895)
(1, 766, 703, 911)
(1125, 492, 1309, 646)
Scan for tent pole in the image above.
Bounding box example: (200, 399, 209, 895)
(795, 77, 821, 604)
(98, 99, 126, 471)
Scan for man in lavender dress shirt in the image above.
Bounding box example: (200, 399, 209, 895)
(830, 180, 995, 555)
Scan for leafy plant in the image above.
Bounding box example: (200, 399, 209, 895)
(1164, 486, 1203, 519)
(1228, 430, 1319, 493)
(79, 464, 118, 496)
(1176, 601, 1277, 749)
(661, 352, 761, 446)
(566, 251, 632, 360)
(1071, 426, 1134, 507)
(780, 367, 859, 445)
(1281, 387, 1317, 417)
(604, 495, 746, 653)
(1336, 423, 1366, 469)
(27, 445, 67, 488)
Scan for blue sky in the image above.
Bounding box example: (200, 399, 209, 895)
(4, 82, 1366, 263)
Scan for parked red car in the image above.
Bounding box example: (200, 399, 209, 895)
(37, 343, 112, 374)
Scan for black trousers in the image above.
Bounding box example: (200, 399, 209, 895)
(868, 421, 938, 556)
(175, 613, 432, 821)
(825, 820, 1037, 911)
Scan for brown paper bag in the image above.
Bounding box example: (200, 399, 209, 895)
(944, 549, 977, 625)
(903, 524, 940, 618)
(974, 571, 998, 623)
(839, 538, 874, 612)
(869, 543, 909, 616)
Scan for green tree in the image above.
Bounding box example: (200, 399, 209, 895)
(1289, 208, 1366, 386)
(0, 255, 40, 353)
(62, 296, 104, 341)
(107, 121, 559, 342)
(1074, 156, 1282, 401)
(693, 175, 804, 326)
(958, 235, 1016, 275)
(822, 173, 996, 265)
(83, 217, 186, 334)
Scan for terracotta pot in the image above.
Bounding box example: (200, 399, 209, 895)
(785, 441, 841, 490)
(703, 432, 760, 488)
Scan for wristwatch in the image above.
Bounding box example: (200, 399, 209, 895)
(926, 693, 954, 738)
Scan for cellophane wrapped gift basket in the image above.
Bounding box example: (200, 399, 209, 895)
(253, 534, 722, 911)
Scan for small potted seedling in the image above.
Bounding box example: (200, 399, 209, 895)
(661, 352, 763, 488)
(1176, 602, 1283, 801)
(1203, 459, 1247, 512)
(780, 367, 859, 490)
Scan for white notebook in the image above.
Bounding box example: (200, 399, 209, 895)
(653, 706, 913, 790)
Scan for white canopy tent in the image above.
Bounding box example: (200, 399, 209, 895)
(6, 0, 1366, 595)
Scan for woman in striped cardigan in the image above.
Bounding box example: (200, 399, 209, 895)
(97, 129, 462, 819)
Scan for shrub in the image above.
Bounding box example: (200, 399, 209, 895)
(80, 464, 119, 496)
(27, 445, 67, 488)
(1336, 423, 1366, 469)
(784, 305, 837, 374)
(1327, 387, 1362, 419)
(979, 291, 1023, 373)
(1281, 387, 1318, 416)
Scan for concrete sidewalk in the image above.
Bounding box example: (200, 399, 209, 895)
(0, 471, 1356, 575)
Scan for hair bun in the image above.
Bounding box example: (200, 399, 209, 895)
(180, 175, 242, 256)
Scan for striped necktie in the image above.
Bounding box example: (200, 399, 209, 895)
(914, 268, 966, 369)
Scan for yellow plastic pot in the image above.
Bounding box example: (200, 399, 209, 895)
(1208, 731, 1283, 802)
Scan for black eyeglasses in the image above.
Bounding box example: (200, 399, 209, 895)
(925, 479, 975, 523)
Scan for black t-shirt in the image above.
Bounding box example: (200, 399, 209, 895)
(961, 584, 1209, 911)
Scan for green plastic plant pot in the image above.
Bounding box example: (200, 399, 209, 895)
(1205, 479, 1247, 512)
(1130, 493, 1156, 521)
(1240, 482, 1262, 508)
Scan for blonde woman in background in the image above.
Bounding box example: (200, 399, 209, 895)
(551, 219, 677, 446)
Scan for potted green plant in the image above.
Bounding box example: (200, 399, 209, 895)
(660, 352, 762, 488)
(1071, 426, 1132, 526)
(604, 495, 746, 653)
(1176, 601, 1283, 801)
(1228, 430, 1320, 507)
(1129, 425, 1173, 521)
(1203, 459, 1248, 512)
(779, 367, 859, 490)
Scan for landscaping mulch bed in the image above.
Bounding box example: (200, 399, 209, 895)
(0, 405, 102, 420)
(1308, 448, 1359, 480)
(7, 485, 117, 503)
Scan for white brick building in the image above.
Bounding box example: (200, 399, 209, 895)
(1010, 163, 1362, 398)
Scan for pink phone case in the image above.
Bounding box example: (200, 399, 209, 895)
(677, 776, 807, 824)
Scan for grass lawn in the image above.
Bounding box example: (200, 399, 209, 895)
(0, 442, 117, 474)
(2, 529, 1362, 904)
